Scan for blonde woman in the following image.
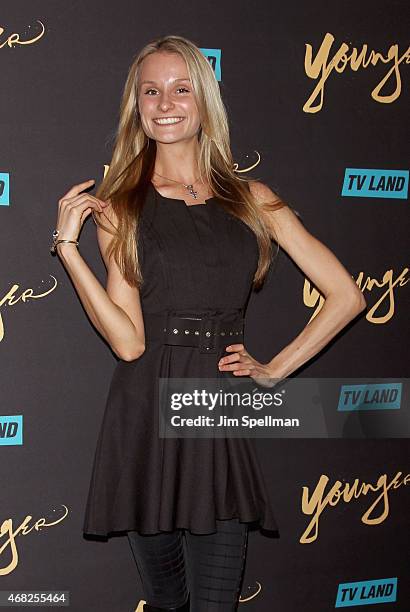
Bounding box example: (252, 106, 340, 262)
(52, 35, 366, 611)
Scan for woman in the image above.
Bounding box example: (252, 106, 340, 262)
(52, 35, 366, 612)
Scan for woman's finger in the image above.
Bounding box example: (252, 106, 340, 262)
(225, 343, 245, 352)
(60, 179, 95, 201)
(219, 353, 239, 364)
(54, 196, 104, 242)
(219, 360, 254, 371)
(60, 194, 104, 212)
(219, 350, 250, 364)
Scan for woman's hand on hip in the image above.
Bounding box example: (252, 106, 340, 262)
(218, 343, 281, 388)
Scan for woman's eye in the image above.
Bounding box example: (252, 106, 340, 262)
(144, 87, 189, 95)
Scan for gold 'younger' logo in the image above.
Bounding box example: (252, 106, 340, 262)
(0, 20, 45, 49)
(0, 275, 58, 342)
(0, 505, 69, 576)
(304, 32, 410, 113)
(305, 266, 409, 324)
(300, 470, 409, 543)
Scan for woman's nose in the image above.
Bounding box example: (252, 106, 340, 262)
(158, 94, 174, 112)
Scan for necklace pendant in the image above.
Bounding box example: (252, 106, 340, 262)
(186, 184, 198, 199)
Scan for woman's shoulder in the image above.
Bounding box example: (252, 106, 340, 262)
(247, 180, 286, 212)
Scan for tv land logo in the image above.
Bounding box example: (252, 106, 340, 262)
(338, 382, 402, 411)
(0, 172, 9, 206)
(335, 577, 397, 607)
(200, 48, 221, 81)
(0, 415, 23, 445)
(342, 168, 408, 199)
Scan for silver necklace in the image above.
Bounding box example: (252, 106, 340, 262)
(153, 171, 202, 199)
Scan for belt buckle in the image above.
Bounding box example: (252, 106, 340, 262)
(198, 317, 220, 354)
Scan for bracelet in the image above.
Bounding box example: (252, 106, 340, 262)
(53, 239, 79, 253)
(50, 229, 79, 254)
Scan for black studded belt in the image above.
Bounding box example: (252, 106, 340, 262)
(143, 312, 245, 354)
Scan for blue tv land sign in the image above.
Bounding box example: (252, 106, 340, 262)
(0, 415, 23, 445)
(200, 48, 221, 81)
(341, 168, 408, 199)
(337, 382, 402, 411)
(335, 577, 397, 607)
(0, 172, 10, 206)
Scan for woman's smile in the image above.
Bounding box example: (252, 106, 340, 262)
(152, 116, 186, 125)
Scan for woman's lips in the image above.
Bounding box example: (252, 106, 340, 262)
(152, 117, 185, 125)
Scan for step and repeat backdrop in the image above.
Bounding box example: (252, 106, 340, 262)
(1, 1, 409, 610)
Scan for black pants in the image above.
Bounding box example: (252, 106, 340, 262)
(127, 519, 249, 611)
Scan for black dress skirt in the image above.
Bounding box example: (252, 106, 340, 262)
(83, 183, 279, 536)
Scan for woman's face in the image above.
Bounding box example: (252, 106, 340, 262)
(137, 51, 201, 145)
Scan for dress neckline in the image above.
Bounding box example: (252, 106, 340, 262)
(150, 182, 215, 207)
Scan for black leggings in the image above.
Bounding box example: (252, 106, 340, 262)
(127, 519, 249, 611)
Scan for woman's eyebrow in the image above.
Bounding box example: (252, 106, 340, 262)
(140, 78, 191, 86)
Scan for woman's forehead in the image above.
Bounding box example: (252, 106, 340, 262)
(140, 51, 187, 77)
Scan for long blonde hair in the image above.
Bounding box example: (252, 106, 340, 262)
(93, 34, 285, 290)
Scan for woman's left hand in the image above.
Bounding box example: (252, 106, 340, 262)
(218, 343, 280, 388)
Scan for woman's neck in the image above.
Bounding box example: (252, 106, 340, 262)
(153, 139, 201, 184)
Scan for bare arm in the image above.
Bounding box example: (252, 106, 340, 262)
(251, 182, 367, 378)
(55, 180, 145, 361)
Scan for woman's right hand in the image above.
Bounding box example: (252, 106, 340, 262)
(55, 179, 108, 252)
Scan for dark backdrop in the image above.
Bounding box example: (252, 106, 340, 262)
(1, 1, 408, 610)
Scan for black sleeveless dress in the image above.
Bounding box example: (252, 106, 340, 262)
(83, 183, 279, 536)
